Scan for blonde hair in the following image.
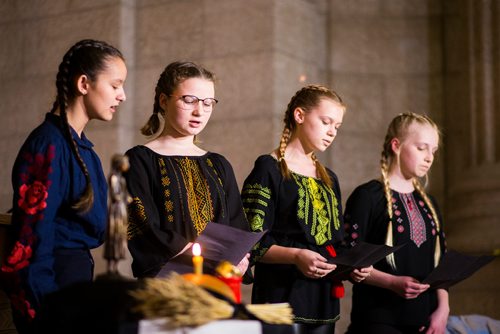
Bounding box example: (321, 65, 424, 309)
(381, 112, 442, 270)
(277, 84, 345, 188)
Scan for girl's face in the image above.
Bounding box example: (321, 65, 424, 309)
(83, 57, 127, 121)
(392, 122, 439, 179)
(294, 98, 344, 153)
(161, 78, 215, 138)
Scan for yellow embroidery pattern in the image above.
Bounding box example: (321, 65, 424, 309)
(127, 196, 147, 240)
(242, 183, 271, 232)
(177, 157, 214, 235)
(158, 158, 175, 224)
(293, 174, 339, 245)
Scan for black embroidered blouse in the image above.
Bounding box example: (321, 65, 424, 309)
(125, 146, 248, 278)
(344, 179, 447, 327)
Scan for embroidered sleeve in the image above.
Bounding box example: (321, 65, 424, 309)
(125, 148, 189, 278)
(343, 186, 373, 248)
(2, 140, 64, 315)
(241, 158, 278, 263)
(208, 154, 249, 232)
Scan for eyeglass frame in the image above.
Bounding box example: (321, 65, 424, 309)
(169, 94, 219, 111)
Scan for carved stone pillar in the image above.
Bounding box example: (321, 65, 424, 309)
(444, 0, 500, 318)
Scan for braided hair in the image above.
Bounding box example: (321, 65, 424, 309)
(277, 84, 345, 188)
(50, 39, 124, 212)
(380, 112, 442, 270)
(141, 61, 216, 137)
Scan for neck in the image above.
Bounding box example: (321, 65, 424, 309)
(285, 137, 314, 162)
(387, 167, 414, 193)
(55, 103, 89, 137)
(147, 134, 205, 156)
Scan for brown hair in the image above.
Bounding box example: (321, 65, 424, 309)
(380, 112, 442, 269)
(50, 39, 124, 212)
(276, 84, 345, 188)
(141, 61, 216, 137)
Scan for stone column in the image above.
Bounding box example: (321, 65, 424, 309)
(444, 0, 500, 319)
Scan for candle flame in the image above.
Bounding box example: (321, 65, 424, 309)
(192, 243, 201, 256)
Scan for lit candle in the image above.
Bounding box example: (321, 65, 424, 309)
(192, 243, 203, 275)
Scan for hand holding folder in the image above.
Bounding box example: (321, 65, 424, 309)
(327, 241, 405, 278)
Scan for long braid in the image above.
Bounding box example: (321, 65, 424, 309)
(311, 153, 333, 188)
(381, 152, 396, 270)
(413, 179, 442, 267)
(141, 70, 167, 136)
(52, 39, 124, 212)
(278, 127, 292, 179)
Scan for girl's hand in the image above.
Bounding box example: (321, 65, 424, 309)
(350, 265, 373, 283)
(420, 306, 449, 334)
(389, 275, 430, 299)
(294, 248, 336, 279)
(236, 253, 250, 274)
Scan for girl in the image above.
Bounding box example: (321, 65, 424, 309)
(344, 112, 449, 334)
(241, 85, 371, 334)
(1, 39, 127, 333)
(125, 61, 249, 278)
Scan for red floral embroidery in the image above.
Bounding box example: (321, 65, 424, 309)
(10, 291, 36, 320)
(18, 181, 48, 215)
(2, 242, 33, 273)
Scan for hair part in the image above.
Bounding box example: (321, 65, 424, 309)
(141, 61, 216, 137)
(50, 39, 124, 212)
(276, 84, 345, 188)
(380, 112, 442, 269)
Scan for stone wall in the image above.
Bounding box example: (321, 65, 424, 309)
(0, 0, 498, 332)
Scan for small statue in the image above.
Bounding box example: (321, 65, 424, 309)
(104, 154, 132, 275)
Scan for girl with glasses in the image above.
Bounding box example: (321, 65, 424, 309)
(124, 61, 250, 279)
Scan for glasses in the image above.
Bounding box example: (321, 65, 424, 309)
(171, 95, 218, 111)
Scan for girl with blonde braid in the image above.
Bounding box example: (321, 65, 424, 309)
(1, 39, 127, 333)
(344, 112, 448, 334)
(242, 85, 371, 334)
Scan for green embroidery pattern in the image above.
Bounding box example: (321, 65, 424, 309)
(293, 174, 340, 245)
(242, 183, 271, 232)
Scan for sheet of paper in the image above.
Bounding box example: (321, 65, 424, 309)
(157, 223, 265, 277)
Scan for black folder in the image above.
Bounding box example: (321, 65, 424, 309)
(327, 242, 405, 278)
(422, 250, 495, 289)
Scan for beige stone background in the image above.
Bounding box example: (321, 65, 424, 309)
(1, 0, 499, 332)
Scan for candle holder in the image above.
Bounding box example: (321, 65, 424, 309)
(215, 261, 243, 303)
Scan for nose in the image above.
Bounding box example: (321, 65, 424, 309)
(328, 126, 337, 137)
(118, 88, 126, 102)
(425, 150, 433, 163)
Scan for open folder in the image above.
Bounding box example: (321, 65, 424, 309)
(422, 250, 495, 289)
(157, 223, 266, 277)
(326, 242, 405, 278)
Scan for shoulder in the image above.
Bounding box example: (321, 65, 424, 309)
(349, 179, 384, 201)
(19, 119, 68, 159)
(252, 154, 279, 172)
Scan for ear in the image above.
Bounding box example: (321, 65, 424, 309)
(159, 93, 169, 113)
(76, 74, 90, 95)
(293, 107, 305, 124)
(390, 138, 401, 154)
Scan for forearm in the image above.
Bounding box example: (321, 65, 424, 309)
(258, 245, 300, 265)
(362, 267, 396, 289)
